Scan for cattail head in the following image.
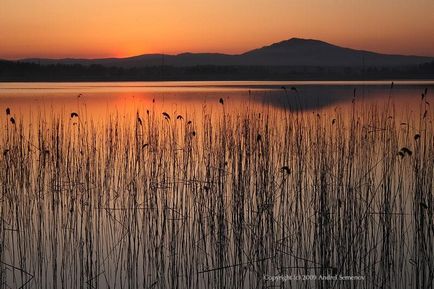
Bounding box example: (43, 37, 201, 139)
(71, 112, 79, 118)
(162, 112, 170, 120)
(280, 166, 290, 174)
(10, 117, 15, 124)
(6, 108, 10, 115)
(421, 88, 428, 99)
(420, 202, 429, 209)
(219, 98, 224, 105)
(422, 88, 428, 99)
(402, 147, 412, 156)
(398, 147, 412, 157)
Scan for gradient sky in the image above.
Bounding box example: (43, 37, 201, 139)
(1, 0, 433, 59)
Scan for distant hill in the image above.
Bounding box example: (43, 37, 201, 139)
(20, 38, 432, 68)
(2, 38, 433, 81)
(240, 38, 432, 66)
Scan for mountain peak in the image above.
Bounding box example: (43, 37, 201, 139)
(240, 37, 432, 66)
(285, 37, 324, 43)
(264, 37, 335, 49)
(241, 37, 338, 57)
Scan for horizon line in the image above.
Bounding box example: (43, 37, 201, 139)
(2, 37, 434, 61)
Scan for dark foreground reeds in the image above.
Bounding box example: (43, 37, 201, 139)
(0, 99, 433, 289)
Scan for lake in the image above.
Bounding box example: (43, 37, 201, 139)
(0, 80, 433, 289)
(0, 80, 433, 116)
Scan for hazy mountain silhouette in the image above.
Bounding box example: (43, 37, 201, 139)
(19, 38, 434, 68)
(240, 38, 432, 66)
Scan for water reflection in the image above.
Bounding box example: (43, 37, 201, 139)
(0, 81, 432, 117)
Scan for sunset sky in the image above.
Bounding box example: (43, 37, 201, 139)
(1, 0, 433, 59)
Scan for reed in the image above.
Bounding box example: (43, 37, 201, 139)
(0, 94, 432, 289)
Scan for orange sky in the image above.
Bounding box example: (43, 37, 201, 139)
(0, 0, 433, 59)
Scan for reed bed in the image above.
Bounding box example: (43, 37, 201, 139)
(0, 96, 433, 289)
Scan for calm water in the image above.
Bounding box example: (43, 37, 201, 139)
(0, 80, 433, 117)
(0, 81, 433, 289)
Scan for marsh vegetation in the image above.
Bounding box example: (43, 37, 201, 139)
(0, 85, 433, 289)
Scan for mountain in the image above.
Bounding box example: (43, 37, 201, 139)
(19, 38, 433, 68)
(240, 38, 431, 66)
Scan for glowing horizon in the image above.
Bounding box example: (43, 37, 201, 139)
(1, 0, 433, 60)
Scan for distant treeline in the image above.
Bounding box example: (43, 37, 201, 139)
(1, 60, 433, 81)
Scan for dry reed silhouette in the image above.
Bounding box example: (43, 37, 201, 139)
(0, 91, 433, 289)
